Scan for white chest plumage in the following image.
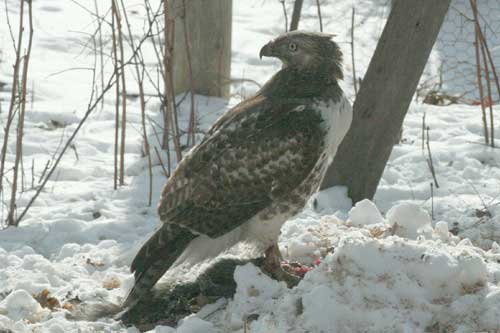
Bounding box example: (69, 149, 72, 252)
(317, 95, 353, 165)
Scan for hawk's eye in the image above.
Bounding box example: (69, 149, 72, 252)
(289, 42, 298, 51)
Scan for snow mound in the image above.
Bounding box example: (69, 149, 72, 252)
(146, 325, 176, 333)
(227, 263, 286, 330)
(0, 289, 43, 322)
(207, 198, 499, 333)
(386, 202, 433, 239)
(225, 231, 496, 332)
(177, 317, 217, 333)
(348, 199, 385, 227)
(145, 317, 217, 333)
(313, 186, 353, 216)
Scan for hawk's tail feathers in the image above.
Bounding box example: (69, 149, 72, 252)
(123, 223, 197, 309)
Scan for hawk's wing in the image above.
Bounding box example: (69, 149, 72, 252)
(126, 94, 329, 308)
(157, 94, 326, 238)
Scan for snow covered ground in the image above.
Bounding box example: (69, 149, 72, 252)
(0, 0, 500, 332)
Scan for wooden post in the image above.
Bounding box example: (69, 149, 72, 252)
(321, 0, 451, 202)
(170, 0, 232, 99)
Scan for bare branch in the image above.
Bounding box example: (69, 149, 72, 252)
(315, 0, 323, 32)
(351, 7, 358, 96)
(112, 0, 128, 186)
(120, 0, 153, 206)
(8, 0, 34, 226)
(163, 0, 183, 162)
(181, 0, 197, 147)
(279, 0, 288, 32)
(14, 1, 164, 225)
(111, 1, 120, 190)
(472, 11, 489, 145)
(0, 0, 25, 194)
(425, 126, 439, 189)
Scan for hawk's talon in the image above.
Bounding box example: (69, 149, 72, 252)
(263, 244, 301, 288)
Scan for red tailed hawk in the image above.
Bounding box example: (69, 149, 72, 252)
(124, 31, 352, 307)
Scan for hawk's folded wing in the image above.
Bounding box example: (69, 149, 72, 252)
(157, 94, 326, 238)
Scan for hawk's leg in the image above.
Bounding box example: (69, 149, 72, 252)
(263, 244, 300, 288)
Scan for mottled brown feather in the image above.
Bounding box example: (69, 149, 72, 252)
(157, 91, 327, 237)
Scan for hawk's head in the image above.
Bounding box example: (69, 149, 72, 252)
(260, 31, 343, 80)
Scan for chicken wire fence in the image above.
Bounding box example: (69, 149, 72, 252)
(419, 0, 500, 105)
(303, 0, 499, 105)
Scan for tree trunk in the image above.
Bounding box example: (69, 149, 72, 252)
(170, 0, 232, 99)
(320, 0, 451, 202)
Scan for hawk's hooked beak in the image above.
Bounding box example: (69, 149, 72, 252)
(259, 41, 274, 59)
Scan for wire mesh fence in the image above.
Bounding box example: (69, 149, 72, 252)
(295, 0, 500, 107)
(419, 0, 500, 105)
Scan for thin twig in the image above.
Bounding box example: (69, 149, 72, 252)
(0, 0, 24, 194)
(120, 0, 153, 206)
(290, 0, 303, 31)
(467, 180, 491, 217)
(38, 160, 51, 184)
(9, 0, 34, 226)
(315, 0, 323, 32)
(158, 1, 171, 155)
(154, 146, 169, 178)
(94, 0, 105, 110)
(475, 21, 500, 109)
(111, 1, 120, 190)
(421, 112, 426, 151)
(350, 7, 357, 96)
(145, 0, 166, 80)
(425, 126, 440, 189)
(30, 159, 34, 190)
(470, 0, 495, 147)
(181, 0, 196, 147)
(70, 144, 79, 161)
(113, 0, 128, 186)
(471, 0, 489, 145)
(479, 33, 494, 147)
(151, 118, 171, 176)
(16, 73, 112, 224)
(29, 81, 35, 114)
(279, 0, 288, 32)
(14, 1, 165, 225)
(3, 0, 16, 51)
(430, 183, 434, 221)
(163, 0, 183, 162)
